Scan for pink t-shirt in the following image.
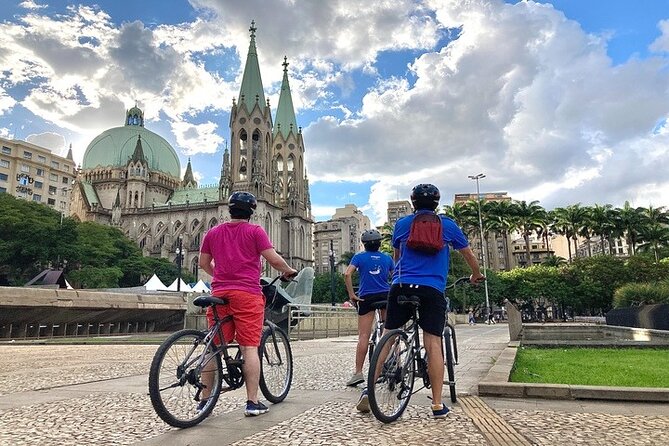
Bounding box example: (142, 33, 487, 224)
(200, 221, 274, 294)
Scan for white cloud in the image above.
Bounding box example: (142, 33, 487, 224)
(304, 0, 669, 221)
(19, 1, 47, 9)
(26, 131, 67, 152)
(171, 120, 224, 155)
(650, 19, 669, 53)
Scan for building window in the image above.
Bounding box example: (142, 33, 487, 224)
(62, 176, 69, 184)
(0, 159, 8, 168)
(0, 173, 6, 182)
(51, 161, 60, 169)
(23, 151, 32, 159)
(36, 168, 44, 176)
(0, 187, 6, 193)
(1, 146, 10, 155)
(33, 194, 41, 202)
(38, 155, 47, 163)
(34, 181, 43, 189)
(48, 186, 57, 195)
(60, 201, 66, 209)
(47, 198, 56, 205)
(61, 188, 69, 196)
(49, 173, 58, 181)
(64, 165, 69, 172)
(21, 164, 30, 173)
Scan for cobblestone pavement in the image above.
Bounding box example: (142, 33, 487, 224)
(1, 325, 668, 446)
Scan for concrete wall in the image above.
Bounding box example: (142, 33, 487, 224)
(0, 286, 187, 339)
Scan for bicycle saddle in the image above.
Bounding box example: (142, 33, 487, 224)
(192, 295, 229, 308)
(397, 294, 420, 307)
(369, 301, 388, 310)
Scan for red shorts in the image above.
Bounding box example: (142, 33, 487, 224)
(206, 289, 265, 347)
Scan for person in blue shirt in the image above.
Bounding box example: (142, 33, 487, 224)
(344, 229, 394, 389)
(386, 183, 484, 418)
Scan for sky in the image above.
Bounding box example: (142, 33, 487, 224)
(1, 0, 668, 225)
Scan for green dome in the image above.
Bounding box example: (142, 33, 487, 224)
(82, 124, 180, 178)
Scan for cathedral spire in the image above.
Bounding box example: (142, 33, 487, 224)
(130, 135, 147, 163)
(182, 158, 197, 188)
(274, 56, 298, 139)
(238, 20, 266, 113)
(66, 143, 74, 161)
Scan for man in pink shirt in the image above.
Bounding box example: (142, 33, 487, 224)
(199, 191, 297, 417)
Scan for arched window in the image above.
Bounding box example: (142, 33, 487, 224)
(209, 218, 218, 229)
(276, 155, 284, 173)
(191, 257, 199, 277)
(191, 219, 200, 231)
(252, 129, 261, 153)
(287, 155, 295, 172)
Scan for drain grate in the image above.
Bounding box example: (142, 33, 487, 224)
(459, 396, 534, 446)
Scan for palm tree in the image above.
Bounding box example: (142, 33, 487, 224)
(617, 201, 644, 255)
(638, 223, 669, 263)
(379, 222, 394, 255)
(513, 200, 546, 267)
(486, 200, 517, 270)
(542, 255, 567, 267)
(638, 205, 669, 262)
(553, 204, 587, 259)
(589, 204, 615, 255)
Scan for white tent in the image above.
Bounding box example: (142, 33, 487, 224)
(65, 280, 74, 290)
(191, 280, 210, 293)
(144, 274, 167, 291)
(167, 278, 192, 292)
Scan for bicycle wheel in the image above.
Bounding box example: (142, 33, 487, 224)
(149, 329, 222, 428)
(443, 327, 457, 403)
(367, 329, 414, 423)
(258, 325, 293, 403)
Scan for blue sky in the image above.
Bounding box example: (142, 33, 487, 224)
(0, 0, 668, 225)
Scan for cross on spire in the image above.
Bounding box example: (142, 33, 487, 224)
(282, 56, 289, 72)
(249, 20, 256, 38)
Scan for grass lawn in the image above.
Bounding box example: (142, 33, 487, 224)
(510, 347, 669, 388)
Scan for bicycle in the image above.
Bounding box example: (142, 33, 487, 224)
(366, 276, 474, 423)
(366, 300, 387, 362)
(148, 274, 295, 428)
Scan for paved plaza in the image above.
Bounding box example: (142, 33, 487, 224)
(1, 325, 669, 445)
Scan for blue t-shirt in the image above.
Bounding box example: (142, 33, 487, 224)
(391, 210, 469, 291)
(350, 250, 394, 297)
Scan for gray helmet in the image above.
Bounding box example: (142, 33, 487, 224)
(228, 191, 257, 214)
(361, 229, 382, 243)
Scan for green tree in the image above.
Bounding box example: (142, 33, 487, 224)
(311, 272, 348, 304)
(513, 200, 546, 266)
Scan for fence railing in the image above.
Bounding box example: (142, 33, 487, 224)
(287, 303, 358, 341)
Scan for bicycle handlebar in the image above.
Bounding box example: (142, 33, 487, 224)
(445, 276, 485, 290)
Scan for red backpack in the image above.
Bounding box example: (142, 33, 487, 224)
(406, 212, 444, 254)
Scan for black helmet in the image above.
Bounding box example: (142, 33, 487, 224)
(361, 229, 382, 243)
(228, 191, 257, 214)
(411, 184, 440, 210)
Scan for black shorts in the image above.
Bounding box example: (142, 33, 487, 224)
(384, 284, 446, 336)
(357, 292, 388, 316)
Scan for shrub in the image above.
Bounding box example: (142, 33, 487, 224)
(613, 281, 669, 308)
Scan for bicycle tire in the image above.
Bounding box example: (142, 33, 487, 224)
(149, 329, 222, 428)
(443, 327, 457, 403)
(367, 329, 414, 423)
(258, 325, 293, 403)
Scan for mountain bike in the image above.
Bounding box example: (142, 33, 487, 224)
(148, 274, 295, 428)
(366, 277, 473, 423)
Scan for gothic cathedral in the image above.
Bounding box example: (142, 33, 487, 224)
(70, 21, 313, 281)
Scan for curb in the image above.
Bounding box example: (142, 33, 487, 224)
(478, 344, 669, 403)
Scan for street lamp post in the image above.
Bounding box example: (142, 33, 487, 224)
(175, 236, 183, 292)
(468, 173, 491, 323)
(329, 239, 336, 306)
